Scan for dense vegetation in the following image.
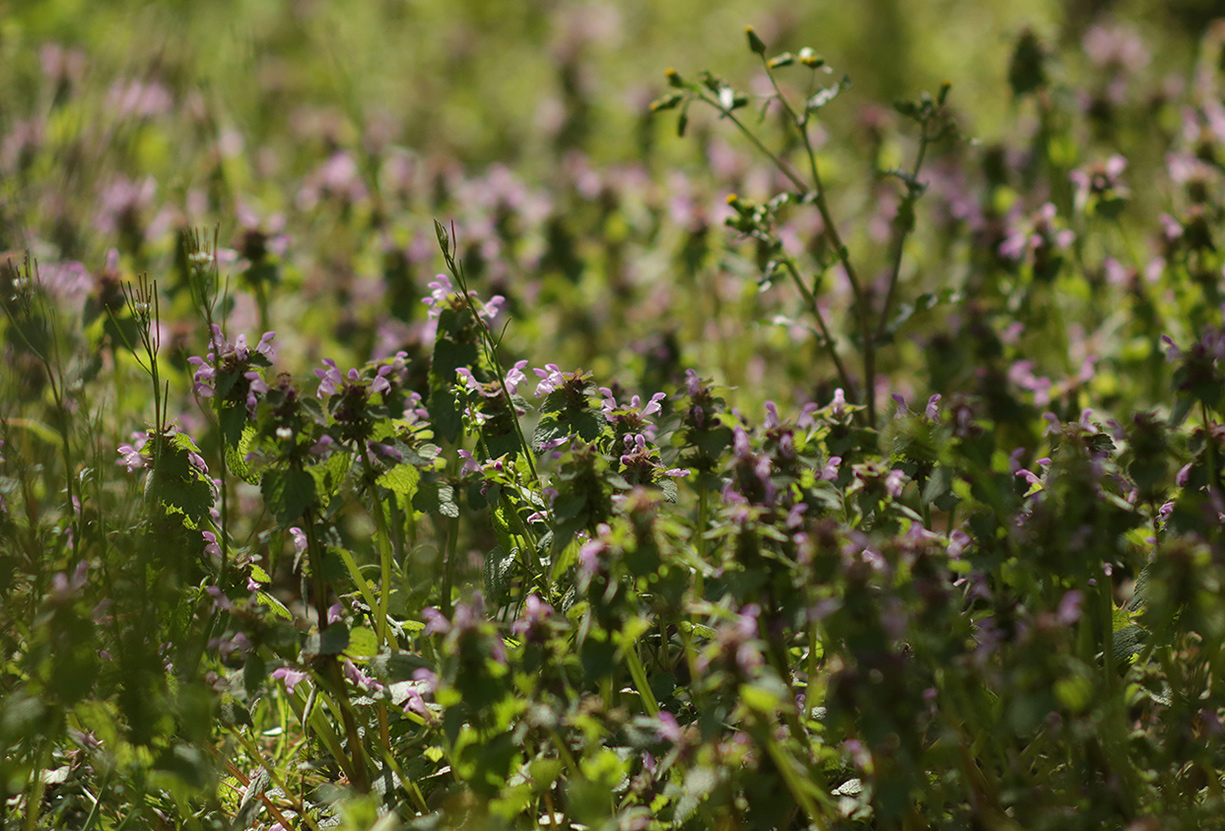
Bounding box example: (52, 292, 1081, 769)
(3, 2, 1225, 829)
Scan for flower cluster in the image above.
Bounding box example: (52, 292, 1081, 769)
(188, 325, 276, 415)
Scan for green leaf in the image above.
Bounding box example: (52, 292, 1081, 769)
(257, 591, 293, 621)
(243, 652, 266, 698)
(219, 403, 247, 448)
(304, 623, 350, 659)
(369, 650, 432, 682)
(428, 319, 481, 444)
(377, 462, 420, 498)
(807, 75, 850, 110)
(310, 451, 351, 503)
(345, 626, 379, 659)
(1112, 624, 1147, 665)
(414, 479, 459, 518)
(484, 544, 517, 607)
(261, 467, 316, 523)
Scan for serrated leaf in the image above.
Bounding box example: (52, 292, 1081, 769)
(378, 462, 420, 498)
(483, 545, 517, 606)
(219, 404, 247, 448)
(658, 476, 679, 502)
(345, 626, 379, 659)
(226, 423, 259, 483)
(244, 651, 266, 698)
(414, 479, 459, 518)
(261, 467, 316, 523)
(429, 324, 481, 444)
(310, 451, 351, 503)
(258, 591, 293, 620)
(369, 650, 432, 682)
(675, 766, 718, 822)
(304, 623, 349, 659)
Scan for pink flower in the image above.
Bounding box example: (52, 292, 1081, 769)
(315, 358, 343, 398)
(926, 394, 942, 421)
(829, 388, 847, 417)
(533, 364, 566, 397)
(271, 667, 309, 693)
(503, 360, 529, 394)
(656, 711, 682, 743)
(423, 274, 455, 319)
(820, 456, 842, 481)
(116, 432, 148, 472)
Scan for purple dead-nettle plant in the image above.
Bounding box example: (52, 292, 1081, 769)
(314, 356, 403, 447)
(600, 388, 667, 442)
(116, 430, 150, 472)
(724, 424, 777, 507)
(618, 432, 690, 485)
(533, 363, 573, 398)
(189, 324, 276, 414)
(421, 271, 506, 342)
(999, 202, 1076, 279)
(1070, 154, 1130, 218)
(510, 593, 556, 644)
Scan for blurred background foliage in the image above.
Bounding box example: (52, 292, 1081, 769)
(0, 0, 1220, 411)
(3, 0, 1211, 169)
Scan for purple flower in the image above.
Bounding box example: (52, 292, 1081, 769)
(116, 431, 149, 472)
(1016, 468, 1043, 490)
(202, 530, 222, 562)
(925, 394, 942, 421)
(106, 78, 173, 120)
(892, 393, 909, 418)
(315, 358, 343, 398)
(829, 388, 847, 418)
(504, 360, 528, 394)
(421, 607, 450, 636)
(948, 529, 972, 558)
(289, 527, 308, 556)
(884, 469, 907, 497)
(819, 456, 842, 481)
(656, 711, 682, 743)
(534, 363, 566, 397)
(764, 401, 781, 430)
(512, 594, 555, 642)
(343, 659, 385, 694)
(1082, 22, 1149, 74)
(189, 326, 275, 411)
(422, 274, 455, 319)
(412, 667, 440, 694)
(578, 534, 609, 576)
(205, 585, 236, 613)
(1056, 590, 1084, 626)
(457, 449, 482, 475)
(454, 367, 482, 393)
(271, 667, 309, 693)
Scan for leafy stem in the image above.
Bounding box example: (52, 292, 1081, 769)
(434, 220, 539, 483)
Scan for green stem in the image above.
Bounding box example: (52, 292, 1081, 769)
(705, 78, 873, 422)
(874, 120, 932, 346)
(779, 257, 858, 403)
(435, 221, 539, 482)
(363, 475, 395, 647)
(441, 511, 459, 618)
(623, 643, 659, 716)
